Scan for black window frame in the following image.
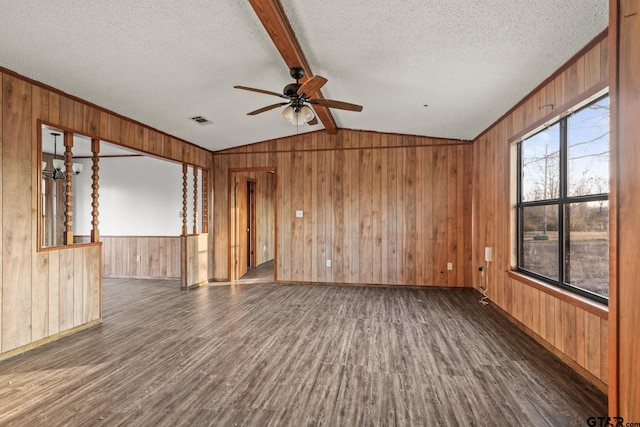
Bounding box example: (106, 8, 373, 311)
(516, 94, 609, 305)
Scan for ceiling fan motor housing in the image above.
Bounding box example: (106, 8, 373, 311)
(283, 83, 302, 98)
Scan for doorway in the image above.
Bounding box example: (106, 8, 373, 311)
(234, 174, 251, 279)
(247, 179, 257, 269)
(230, 168, 276, 281)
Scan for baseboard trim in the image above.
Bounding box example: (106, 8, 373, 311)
(275, 279, 473, 290)
(104, 275, 179, 281)
(187, 279, 210, 289)
(479, 291, 608, 394)
(0, 319, 103, 363)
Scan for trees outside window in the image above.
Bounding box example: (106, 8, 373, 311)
(517, 95, 609, 304)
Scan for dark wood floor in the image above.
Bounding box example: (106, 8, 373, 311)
(239, 259, 275, 281)
(0, 279, 606, 426)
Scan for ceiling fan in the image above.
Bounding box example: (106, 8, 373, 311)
(234, 67, 363, 126)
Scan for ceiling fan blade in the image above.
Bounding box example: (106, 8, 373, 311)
(247, 102, 288, 116)
(309, 98, 363, 112)
(297, 76, 328, 97)
(234, 86, 287, 99)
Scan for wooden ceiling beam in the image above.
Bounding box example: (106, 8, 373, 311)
(249, 0, 338, 134)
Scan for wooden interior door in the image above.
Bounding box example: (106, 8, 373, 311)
(236, 174, 249, 279)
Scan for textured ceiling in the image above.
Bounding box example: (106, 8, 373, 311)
(0, 1, 607, 152)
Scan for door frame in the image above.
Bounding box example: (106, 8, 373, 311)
(248, 178, 257, 268)
(234, 173, 250, 279)
(228, 167, 277, 281)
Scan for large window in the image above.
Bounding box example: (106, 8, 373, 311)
(517, 94, 609, 304)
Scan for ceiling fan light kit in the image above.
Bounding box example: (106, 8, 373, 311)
(282, 104, 315, 125)
(234, 67, 362, 126)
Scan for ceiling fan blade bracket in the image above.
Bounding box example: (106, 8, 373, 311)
(297, 76, 328, 97)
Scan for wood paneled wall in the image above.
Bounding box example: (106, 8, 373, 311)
(98, 236, 180, 279)
(182, 233, 209, 288)
(471, 34, 609, 388)
(0, 67, 212, 357)
(255, 171, 275, 265)
(33, 246, 102, 339)
(75, 235, 180, 280)
(213, 130, 473, 286)
(610, 0, 640, 417)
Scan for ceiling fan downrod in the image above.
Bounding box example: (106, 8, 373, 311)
(283, 67, 306, 98)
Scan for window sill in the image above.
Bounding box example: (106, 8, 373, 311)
(507, 270, 608, 319)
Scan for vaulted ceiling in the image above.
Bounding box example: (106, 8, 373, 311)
(0, 1, 607, 152)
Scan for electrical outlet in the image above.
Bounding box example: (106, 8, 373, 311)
(136, 255, 141, 262)
(326, 260, 331, 267)
(447, 262, 453, 270)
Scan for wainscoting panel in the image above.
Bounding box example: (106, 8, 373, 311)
(99, 236, 180, 280)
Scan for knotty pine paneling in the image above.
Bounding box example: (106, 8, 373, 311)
(0, 66, 212, 358)
(471, 35, 609, 387)
(213, 129, 473, 286)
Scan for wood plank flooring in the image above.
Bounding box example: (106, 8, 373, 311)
(239, 259, 275, 281)
(0, 279, 606, 426)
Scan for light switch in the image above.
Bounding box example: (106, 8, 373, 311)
(296, 210, 304, 218)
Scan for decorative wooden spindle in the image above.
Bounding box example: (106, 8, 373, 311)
(90, 138, 100, 243)
(63, 132, 74, 245)
(193, 167, 198, 235)
(182, 163, 188, 236)
(201, 169, 209, 233)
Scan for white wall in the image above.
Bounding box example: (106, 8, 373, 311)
(73, 155, 200, 236)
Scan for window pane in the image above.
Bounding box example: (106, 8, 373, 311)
(521, 204, 559, 280)
(521, 123, 560, 202)
(567, 96, 609, 197)
(565, 201, 609, 298)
